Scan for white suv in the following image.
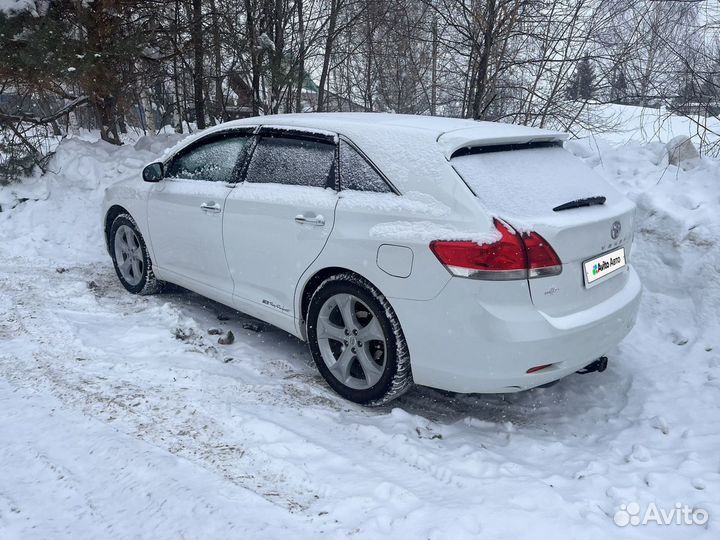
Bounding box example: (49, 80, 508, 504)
(103, 113, 641, 404)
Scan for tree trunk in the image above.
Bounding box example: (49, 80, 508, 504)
(295, 0, 305, 113)
(191, 0, 206, 129)
(462, 46, 476, 118)
(271, 0, 285, 113)
(210, 0, 225, 122)
(92, 95, 121, 145)
(472, 0, 496, 120)
(431, 15, 438, 116)
(83, 3, 121, 144)
(317, 0, 339, 112)
(173, 0, 184, 133)
(244, 0, 261, 115)
(364, 1, 374, 111)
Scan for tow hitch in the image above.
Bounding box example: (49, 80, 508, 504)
(577, 356, 608, 374)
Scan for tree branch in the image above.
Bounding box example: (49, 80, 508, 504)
(0, 96, 89, 126)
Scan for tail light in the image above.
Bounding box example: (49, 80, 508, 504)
(429, 218, 561, 280)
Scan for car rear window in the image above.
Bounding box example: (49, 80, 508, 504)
(450, 145, 607, 218)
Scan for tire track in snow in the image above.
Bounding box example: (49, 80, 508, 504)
(3, 257, 714, 538)
(0, 261, 511, 525)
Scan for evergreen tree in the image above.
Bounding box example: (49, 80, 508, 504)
(576, 56, 595, 100)
(566, 55, 595, 101)
(0, 1, 167, 145)
(610, 65, 628, 103)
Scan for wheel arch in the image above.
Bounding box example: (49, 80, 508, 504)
(298, 266, 387, 338)
(104, 204, 130, 254)
(300, 265, 414, 404)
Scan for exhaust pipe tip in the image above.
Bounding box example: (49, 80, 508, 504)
(577, 356, 608, 375)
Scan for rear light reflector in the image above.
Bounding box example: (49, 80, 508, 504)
(429, 218, 561, 280)
(526, 363, 553, 374)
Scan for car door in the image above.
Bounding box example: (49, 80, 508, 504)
(223, 127, 338, 327)
(147, 129, 252, 302)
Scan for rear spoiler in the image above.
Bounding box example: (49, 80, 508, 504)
(437, 123, 568, 160)
(450, 140, 562, 159)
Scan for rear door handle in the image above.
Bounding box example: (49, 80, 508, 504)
(200, 201, 222, 213)
(294, 214, 325, 226)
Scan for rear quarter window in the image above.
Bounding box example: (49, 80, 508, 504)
(339, 140, 391, 193)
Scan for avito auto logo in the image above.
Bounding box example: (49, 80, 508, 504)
(593, 255, 623, 276)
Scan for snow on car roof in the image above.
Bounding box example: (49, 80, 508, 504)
(228, 112, 482, 135)
(219, 113, 567, 159)
(160, 113, 568, 203)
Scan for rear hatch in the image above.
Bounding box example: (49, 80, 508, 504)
(450, 143, 635, 317)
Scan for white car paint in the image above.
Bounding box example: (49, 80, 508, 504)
(103, 113, 641, 394)
(147, 178, 234, 302)
(223, 182, 338, 333)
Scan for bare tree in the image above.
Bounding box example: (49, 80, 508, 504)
(2, 0, 720, 163)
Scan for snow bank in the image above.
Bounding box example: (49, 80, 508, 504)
(0, 134, 184, 266)
(579, 103, 720, 151)
(0, 0, 36, 15)
(566, 136, 720, 330)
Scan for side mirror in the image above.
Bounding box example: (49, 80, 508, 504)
(143, 162, 164, 182)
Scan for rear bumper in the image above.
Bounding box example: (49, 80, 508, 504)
(390, 266, 642, 393)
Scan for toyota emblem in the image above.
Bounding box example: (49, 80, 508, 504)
(611, 220, 622, 240)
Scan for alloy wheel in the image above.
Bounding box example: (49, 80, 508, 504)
(114, 224, 144, 286)
(316, 293, 387, 390)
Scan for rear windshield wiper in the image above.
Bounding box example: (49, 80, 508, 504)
(553, 196, 606, 212)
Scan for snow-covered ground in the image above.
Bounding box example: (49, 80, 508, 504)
(580, 103, 720, 152)
(0, 131, 718, 539)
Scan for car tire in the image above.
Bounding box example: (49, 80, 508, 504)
(109, 213, 163, 295)
(307, 273, 413, 405)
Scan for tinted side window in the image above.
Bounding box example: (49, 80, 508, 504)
(245, 136, 335, 188)
(166, 135, 249, 182)
(339, 140, 391, 193)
